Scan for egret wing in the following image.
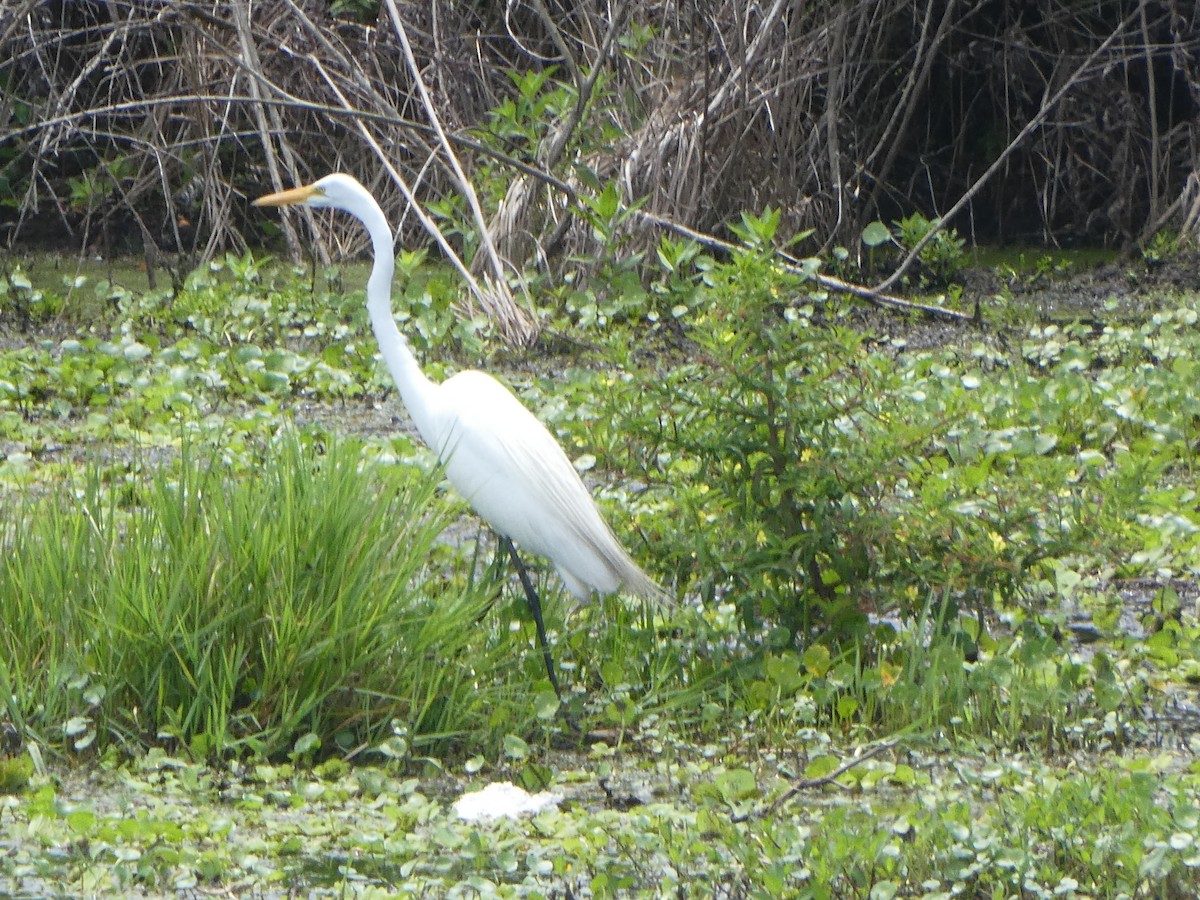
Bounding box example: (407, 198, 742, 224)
(435, 372, 660, 599)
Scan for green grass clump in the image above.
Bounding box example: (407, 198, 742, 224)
(0, 435, 516, 760)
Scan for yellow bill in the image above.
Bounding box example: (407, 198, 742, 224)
(252, 184, 320, 207)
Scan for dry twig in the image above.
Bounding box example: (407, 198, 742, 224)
(730, 739, 900, 823)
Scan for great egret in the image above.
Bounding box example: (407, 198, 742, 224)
(253, 173, 665, 694)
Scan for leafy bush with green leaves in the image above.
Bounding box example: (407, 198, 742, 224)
(1140, 228, 1181, 265)
(1, 265, 63, 324)
(891, 211, 967, 286)
(576, 209, 1200, 671)
(599, 210, 935, 648)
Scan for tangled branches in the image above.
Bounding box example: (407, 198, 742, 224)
(1, 1, 1197, 335)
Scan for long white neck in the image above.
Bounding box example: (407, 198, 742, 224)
(355, 195, 441, 446)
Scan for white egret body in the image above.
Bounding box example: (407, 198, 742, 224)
(253, 174, 664, 688)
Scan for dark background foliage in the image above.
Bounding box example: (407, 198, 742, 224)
(1, 1, 1197, 273)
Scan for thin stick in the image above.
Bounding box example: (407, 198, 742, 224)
(490, 0, 628, 264)
(529, 0, 627, 171)
(380, 0, 535, 345)
(231, 0, 305, 259)
(761, 740, 898, 818)
(729, 739, 900, 823)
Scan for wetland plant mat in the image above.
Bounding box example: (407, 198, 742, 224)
(1, 238, 1200, 893)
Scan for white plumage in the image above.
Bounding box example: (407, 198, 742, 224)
(431, 369, 660, 601)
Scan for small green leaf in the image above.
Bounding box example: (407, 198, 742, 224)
(83, 686, 106, 706)
(293, 732, 320, 755)
(804, 755, 839, 779)
(836, 696, 859, 720)
(518, 762, 553, 792)
(862, 220, 892, 247)
(533, 689, 559, 721)
(890, 764, 916, 785)
(600, 660, 625, 685)
(503, 734, 529, 761)
(803, 644, 831, 677)
(66, 809, 96, 833)
(123, 342, 151, 362)
(715, 768, 757, 802)
(377, 736, 408, 759)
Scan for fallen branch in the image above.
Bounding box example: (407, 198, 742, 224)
(638, 211, 976, 323)
(732, 739, 899, 823)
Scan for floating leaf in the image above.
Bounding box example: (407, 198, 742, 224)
(503, 734, 529, 761)
(715, 768, 757, 802)
(862, 220, 892, 247)
(533, 689, 559, 721)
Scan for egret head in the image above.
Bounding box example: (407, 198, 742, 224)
(252, 173, 367, 212)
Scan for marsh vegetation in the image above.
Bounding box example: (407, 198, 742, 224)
(2, 2, 1200, 896)
(2, 239, 1200, 896)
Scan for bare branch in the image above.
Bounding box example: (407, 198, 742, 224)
(638, 210, 975, 323)
(381, 0, 536, 345)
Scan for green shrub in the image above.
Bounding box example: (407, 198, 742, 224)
(892, 211, 966, 286)
(1, 265, 63, 324)
(606, 211, 931, 648)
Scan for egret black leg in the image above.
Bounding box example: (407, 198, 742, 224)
(501, 536, 561, 698)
